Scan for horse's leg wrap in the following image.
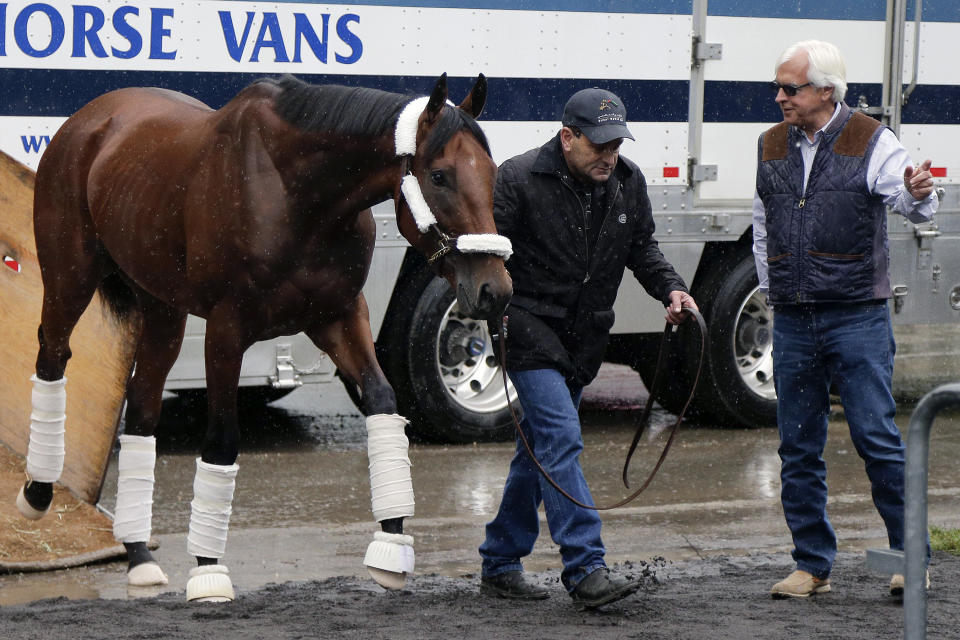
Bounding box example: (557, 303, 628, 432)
(363, 414, 415, 589)
(113, 435, 168, 586)
(186, 459, 238, 602)
(366, 414, 415, 521)
(17, 375, 67, 520)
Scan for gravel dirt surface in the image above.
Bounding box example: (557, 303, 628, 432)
(1, 551, 958, 639)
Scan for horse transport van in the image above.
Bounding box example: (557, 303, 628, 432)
(2, 0, 958, 441)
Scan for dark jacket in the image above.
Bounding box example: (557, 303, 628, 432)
(756, 103, 891, 305)
(494, 134, 687, 387)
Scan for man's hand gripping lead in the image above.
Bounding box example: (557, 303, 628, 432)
(665, 290, 698, 326)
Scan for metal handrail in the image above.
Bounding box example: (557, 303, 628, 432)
(901, 382, 960, 639)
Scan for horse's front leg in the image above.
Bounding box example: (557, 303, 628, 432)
(183, 310, 248, 603)
(308, 294, 415, 590)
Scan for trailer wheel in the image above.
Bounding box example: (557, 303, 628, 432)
(382, 276, 517, 443)
(630, 333, 700, 417)
(691, 251, 777, 427)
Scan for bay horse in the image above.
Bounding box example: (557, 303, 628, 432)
(16, 73, 512, 600)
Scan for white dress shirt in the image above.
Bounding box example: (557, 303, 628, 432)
(752, 102, 938, 292)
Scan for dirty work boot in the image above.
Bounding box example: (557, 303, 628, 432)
(480, 571, 549, 600)
(889, 570, 930, 596)
(771, 570, 831, 599)
(569, 567, 641, 609)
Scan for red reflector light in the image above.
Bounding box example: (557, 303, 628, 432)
(3, 256, 21, 272)
(931, 167, 947, 177)
(663, 166, 680, 178)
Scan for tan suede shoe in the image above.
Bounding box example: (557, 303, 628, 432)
(889, 570, 930, 596)
(771, 570, 831, 599)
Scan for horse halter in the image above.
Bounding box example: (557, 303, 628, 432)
(393, 97, 513, 266)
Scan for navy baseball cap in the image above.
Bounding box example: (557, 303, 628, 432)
(561, 88, 634, 144)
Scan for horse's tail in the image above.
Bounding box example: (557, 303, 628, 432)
(96, 272, 139, 327)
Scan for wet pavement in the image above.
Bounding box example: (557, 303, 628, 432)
(1, 365, 959, 605)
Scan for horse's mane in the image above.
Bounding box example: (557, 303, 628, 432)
(261, 75, 407, 139)
(258, 75, 491, 158)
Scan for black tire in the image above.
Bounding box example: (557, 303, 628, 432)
(627, 333, 702, 417)
(382, 276, 517, 443)
(688, 250, 777, 427)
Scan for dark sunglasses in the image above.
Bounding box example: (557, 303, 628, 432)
(770, 81, 812, 97)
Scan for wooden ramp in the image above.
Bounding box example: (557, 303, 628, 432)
(0, 150, 138, 505)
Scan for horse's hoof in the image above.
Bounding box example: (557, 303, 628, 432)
(367, 566, 407, 590)
(128, 562, 169, 587)
(186, 565, 235, 603)
(363, 531, 414, 590)
(16, 484, 50, 520)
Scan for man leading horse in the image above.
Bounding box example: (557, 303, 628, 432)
(479, 88, 698, 609)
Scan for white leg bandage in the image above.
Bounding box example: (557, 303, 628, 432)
(366, 414, 415, 522)
(187, 459, 239, 559)
(113, 435, 157, 543)
(25, 375, 66, 483)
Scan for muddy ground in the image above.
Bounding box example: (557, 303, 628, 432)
(1, 550, 957, 639)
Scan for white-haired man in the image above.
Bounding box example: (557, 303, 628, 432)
(753, 40, 937, 599)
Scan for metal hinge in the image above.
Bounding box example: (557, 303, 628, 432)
(855, 95, 893, 118)
(931, 264, 942, 294)
(270, 343, 302, 389)
(915, 222, 941, 271)
(692, 36, 722, 66)
(709, 213, 730, 231)
(689, 159, 718, 184)
(892, 284, 909, 314)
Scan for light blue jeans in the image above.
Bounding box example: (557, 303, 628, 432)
(479, 368, 605, 591)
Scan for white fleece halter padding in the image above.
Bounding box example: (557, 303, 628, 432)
(366, 414, 415, 521)
(456, 233, 513, 261)
(396, 97, 437, 233)
(401, 174, 438, 232)
(113, 435, 157, 543)
(394, 96, 430, 156)
(187, 459, 239, 559)
(26, 375, 66, 483)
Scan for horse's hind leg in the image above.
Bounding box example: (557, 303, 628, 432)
(113, 294, 187, 587)
(307, 293, 415, 590)
(181, 305, 249, 603)
(17, 196, 106, 519)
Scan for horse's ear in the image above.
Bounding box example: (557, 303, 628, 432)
(426, 73, 449, 123)
(458, 74, 487, 119)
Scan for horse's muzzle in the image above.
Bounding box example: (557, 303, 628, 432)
(456, 270, 511, 320)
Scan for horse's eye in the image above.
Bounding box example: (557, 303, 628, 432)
(430, 170, 446, 187)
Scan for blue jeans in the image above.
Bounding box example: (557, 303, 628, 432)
(479, 368, 605, 591)
(773, 302, 924, 579)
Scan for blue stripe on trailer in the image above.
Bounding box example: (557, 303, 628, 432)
(703, 81, 958, 125)
(711, 0, 958, 22)
(0, 68, 691, 122)
(0, 69, 956, 125)
(229, 0, 958, 22)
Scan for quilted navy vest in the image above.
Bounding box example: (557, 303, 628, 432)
(756, 102, 890, 305)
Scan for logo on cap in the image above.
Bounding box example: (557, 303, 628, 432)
(599, 99, 619, 111)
